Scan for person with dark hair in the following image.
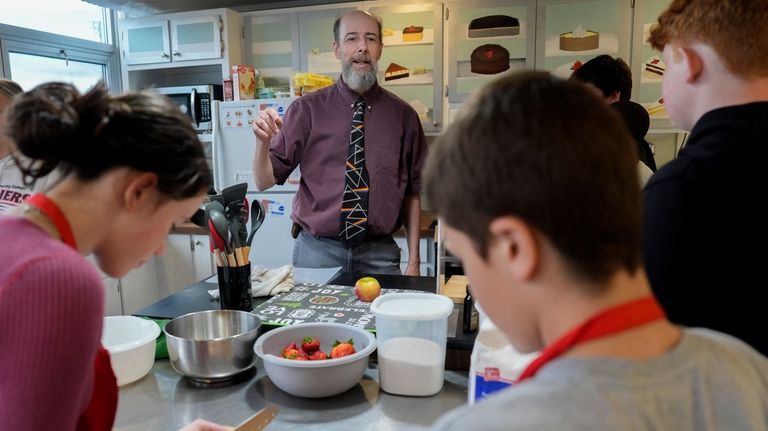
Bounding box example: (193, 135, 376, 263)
(571, 54, 632, 102)
(0, 82, 227, 431)
(612, 100, 657, 171)
(644, 0, 768, 356)
(571, 55, 657, 182)
(252, 10, 427, 276)
(0, 78, 58, 214)
(425, 71, 768, 430)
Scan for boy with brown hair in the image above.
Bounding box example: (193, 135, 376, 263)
(425, 71, 768, 430)
(643, 0, 768, 355)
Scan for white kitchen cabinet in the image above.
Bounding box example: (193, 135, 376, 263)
(118, 8, 243, 91)
(119, 258, 161, 315)
(240, 3, 361, 97)
(121, 15, 223, 66)
(103, 276, 124, 316)
(157, 233, 216, 295)
(242, 12, 300, 90)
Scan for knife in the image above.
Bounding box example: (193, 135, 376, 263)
(232, 406, 279, 431)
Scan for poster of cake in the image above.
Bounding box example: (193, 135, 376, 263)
(641, 55, 665, 82)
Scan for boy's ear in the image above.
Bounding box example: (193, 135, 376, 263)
(680, 46, 703, 84)
(488, 216, 538, 281)
(123, 172, 159, 212)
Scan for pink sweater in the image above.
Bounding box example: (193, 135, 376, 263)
(0, 217, 105, 430)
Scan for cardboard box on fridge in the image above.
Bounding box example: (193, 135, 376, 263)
(231, 65, 256, 100)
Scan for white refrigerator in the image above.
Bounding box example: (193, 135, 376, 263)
(211, 99, 299, 268)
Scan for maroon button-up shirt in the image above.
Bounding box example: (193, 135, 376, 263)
(269, 78, 427, 238)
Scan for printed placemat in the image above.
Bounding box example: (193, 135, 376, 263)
(251, 283, 414, 331)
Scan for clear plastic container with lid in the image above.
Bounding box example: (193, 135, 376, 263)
(370, 292, 454, 396)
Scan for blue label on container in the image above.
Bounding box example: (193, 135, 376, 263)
(474, 374, 512, 402)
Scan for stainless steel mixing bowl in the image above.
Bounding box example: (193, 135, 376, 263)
(164, 310, 261, 382)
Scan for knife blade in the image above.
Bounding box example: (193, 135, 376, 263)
(232, 406, 279, 431)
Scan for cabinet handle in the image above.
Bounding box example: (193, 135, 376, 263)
(161, 52, 170, 58)
(194, 240, 203, 246)
(172, 50, 181, 57)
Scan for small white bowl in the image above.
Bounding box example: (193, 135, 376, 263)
(254, 323, 377, 398)
(102, 316, 160, 386)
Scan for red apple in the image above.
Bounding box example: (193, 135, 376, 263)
(354, 276, 381, 302)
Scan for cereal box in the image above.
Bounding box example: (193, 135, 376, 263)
(231, 65, 256, 100)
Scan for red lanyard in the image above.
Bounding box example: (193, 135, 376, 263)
(24, 193, 78, 249)
(516, 296, 665, 382)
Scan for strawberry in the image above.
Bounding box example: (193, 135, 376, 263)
(301, 337, 320, 353)
(281, 341, 298, 357)
(331, 339, 356, 359)
(308, 350, 328, 360)
(283, 348, 307, 360)
(281, 341, 307, 360)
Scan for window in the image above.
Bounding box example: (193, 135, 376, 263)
(0, 2, 119, 92)
(1, 0, 111, 44)
(9, 52, 106, 93)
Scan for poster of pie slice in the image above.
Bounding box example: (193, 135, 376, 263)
(641, 56, 666, 82)
(385, 62, 410, 81)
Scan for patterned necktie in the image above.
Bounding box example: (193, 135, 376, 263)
(340, 96, 369, 244)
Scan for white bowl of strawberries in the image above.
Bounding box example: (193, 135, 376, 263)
(254, 322, 377, 398)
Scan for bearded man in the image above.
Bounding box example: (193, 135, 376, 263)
(251, 10, 427, 275)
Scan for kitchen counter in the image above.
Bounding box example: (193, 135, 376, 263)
(114, 359, 469, 430)
(133, 273, 477, 351)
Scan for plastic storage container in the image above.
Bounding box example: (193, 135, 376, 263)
(370, 292, 454, 396)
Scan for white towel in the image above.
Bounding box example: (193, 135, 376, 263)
(207, 264, 295, 299)
(251, 264, 295, 297)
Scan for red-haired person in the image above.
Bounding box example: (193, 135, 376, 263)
(643, 0, 768, 356)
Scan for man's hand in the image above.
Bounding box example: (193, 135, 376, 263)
(251, 108, 281, 191)
(252, 108, 283, 145)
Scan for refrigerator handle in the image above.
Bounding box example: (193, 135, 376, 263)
(211, 100, 221, 192)
(189, 88, 199, 126)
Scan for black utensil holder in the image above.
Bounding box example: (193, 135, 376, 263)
(217, 264, 253, 311)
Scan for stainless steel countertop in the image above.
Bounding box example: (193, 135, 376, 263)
(115, 359, 469, 431)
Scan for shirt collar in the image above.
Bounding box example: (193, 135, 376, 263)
(336, 76, 382, 111)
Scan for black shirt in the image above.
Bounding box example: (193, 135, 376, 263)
(643, 102, 768, 356)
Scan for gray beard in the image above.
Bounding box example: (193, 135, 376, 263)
(342, 61, 378, 93)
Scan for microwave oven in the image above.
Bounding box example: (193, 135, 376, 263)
(153, 84, 223, 133)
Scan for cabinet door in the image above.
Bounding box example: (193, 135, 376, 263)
(446, 0, 535, 103)
(536, 0, 631, 78)
(103, 277, 124, 316)
(299, 6, 359, 76)
(367, 2, 444, 133)
(191, 234, 216, 282)
(158, 234, 195, 294)
(122, 19, 171, 65)
(169, 15, 223, 62)
(243, 12, 300, 90)
(120, 258, 161, 315)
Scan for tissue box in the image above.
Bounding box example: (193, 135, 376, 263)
(232, 65, 256, 100)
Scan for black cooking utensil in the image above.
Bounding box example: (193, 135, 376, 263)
(246, 199, 265, 247)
